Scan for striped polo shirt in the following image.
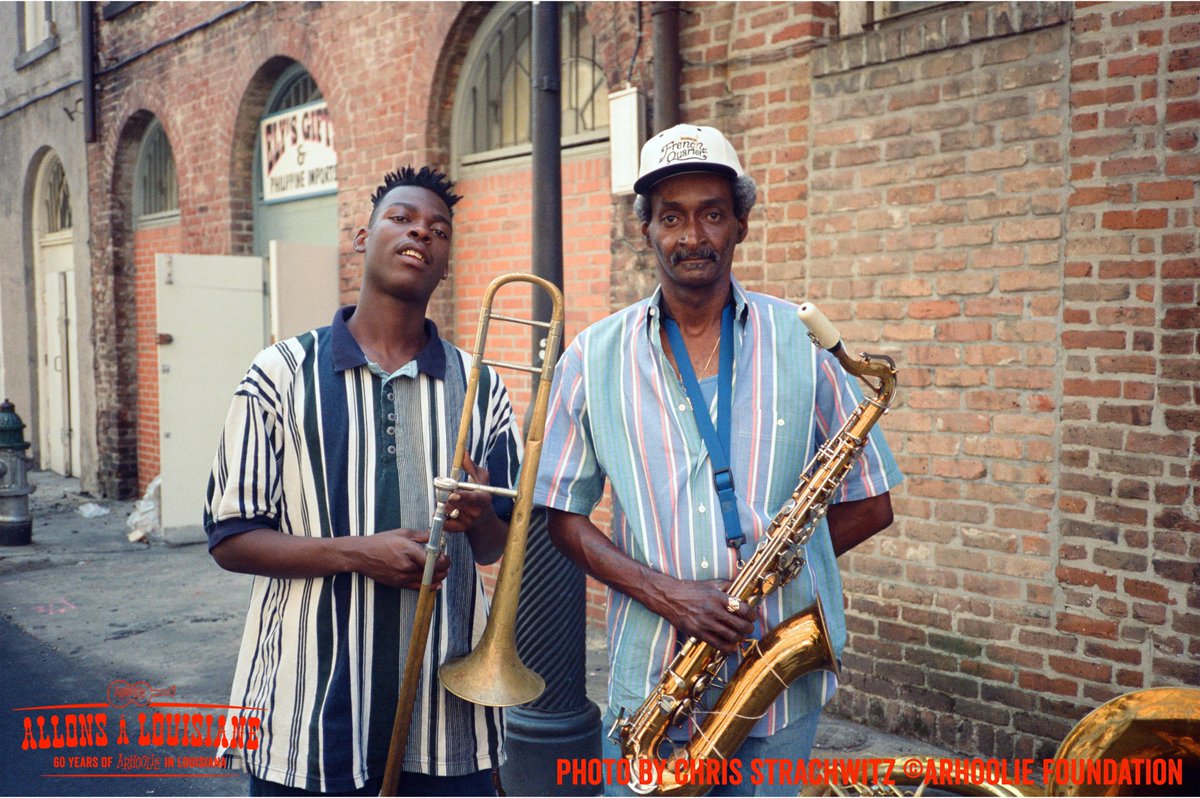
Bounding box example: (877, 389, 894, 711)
(533, 277, 902, 736)
(204, 307, 520, 792)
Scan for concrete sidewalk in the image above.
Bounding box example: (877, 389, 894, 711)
(2, 471, 954, 795)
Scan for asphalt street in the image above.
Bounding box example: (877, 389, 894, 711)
(1, 473, 250, 796)
(2, 614, 249, 796)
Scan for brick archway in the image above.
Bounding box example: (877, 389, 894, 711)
(228, 56, 302, 256)
(96, 110, 156, 497)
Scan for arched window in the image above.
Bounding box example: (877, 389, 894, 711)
(255, 63, 334, 207)
(40, 156, 72, 235)
(252, 63, 338, 255)
(455, 2, 608, 166)
(267, 65, 323, 115)
(134, 120, 179, 225)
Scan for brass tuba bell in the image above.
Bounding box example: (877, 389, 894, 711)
(1047, 686, 1200, 797)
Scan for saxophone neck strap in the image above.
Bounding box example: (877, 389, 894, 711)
(662, 303, 745, 553)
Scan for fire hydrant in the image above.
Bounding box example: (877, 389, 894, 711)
(0, 399, 32, 546)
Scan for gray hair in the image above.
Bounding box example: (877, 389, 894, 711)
(633, 174, 758, 224)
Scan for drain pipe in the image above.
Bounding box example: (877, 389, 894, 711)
(651, 2, 681, 131)
(82, 1, 96, 143)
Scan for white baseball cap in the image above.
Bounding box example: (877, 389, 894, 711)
(634, 124, 746, 195)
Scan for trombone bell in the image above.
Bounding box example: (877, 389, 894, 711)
(439, 633, 546, 707)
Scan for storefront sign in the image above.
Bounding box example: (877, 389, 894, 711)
(260, 101, 337, 202)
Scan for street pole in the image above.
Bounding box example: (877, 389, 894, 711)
(500, 2, 602, 794)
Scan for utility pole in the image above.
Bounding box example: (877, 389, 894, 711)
(500, 2, 602, 795)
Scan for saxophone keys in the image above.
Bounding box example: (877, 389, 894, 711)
(759, 571, 780, 594)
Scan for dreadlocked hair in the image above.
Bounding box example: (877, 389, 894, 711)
(369, 165, 462, 225)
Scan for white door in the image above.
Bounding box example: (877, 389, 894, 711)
(269, 240, 339, 342)
(157, 254, 265, 541)
(37, 236, 81, 476)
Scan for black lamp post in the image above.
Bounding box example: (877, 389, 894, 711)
(500, 3, 603, 794)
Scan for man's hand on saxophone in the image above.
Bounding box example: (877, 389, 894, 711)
(545, 510, 755, 654)
(642, 576, 756, 654)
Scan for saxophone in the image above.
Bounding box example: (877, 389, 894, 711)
(618, 303, 899, 796)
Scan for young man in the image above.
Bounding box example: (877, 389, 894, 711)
(205, 166, 518, 796)
(534, 126, 904, 796)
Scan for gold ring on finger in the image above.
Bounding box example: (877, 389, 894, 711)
(450, 508, 460, 519)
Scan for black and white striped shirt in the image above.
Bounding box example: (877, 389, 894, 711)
(204, 307, 521, 792)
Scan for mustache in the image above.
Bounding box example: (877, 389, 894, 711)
(671, 247, 718, 266)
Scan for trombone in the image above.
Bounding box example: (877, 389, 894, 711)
(380, 272, 565, 796)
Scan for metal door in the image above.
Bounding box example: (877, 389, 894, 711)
(156, 254, 265, 541)
(37, 239, 80, 476)
(268, 240, 339, 342)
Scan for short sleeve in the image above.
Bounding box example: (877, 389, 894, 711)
(203, 364, 285, 550)
(532, 340, 606, 515)
(811, 349, 904, 504)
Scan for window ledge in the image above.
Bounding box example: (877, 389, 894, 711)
(14, 35, 60, 70)
(813, 1, 1071, 77)
(458, 136, 610, 179)
(102, 2, 138, 20)
(460, 129, 610, 169)
(134, 210, 181, 230)
(38, 230, 74, 246)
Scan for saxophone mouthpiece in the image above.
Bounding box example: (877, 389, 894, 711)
(798, 303, 841, 351)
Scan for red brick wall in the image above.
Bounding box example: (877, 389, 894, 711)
(678, 3, 839, 298)
(132, 223, 181, 493)
(804, 1, 1197, 760)
(810, 4, 1072, 760)
(1060, 0, 1199, 698)
(451, 154, 613, 402)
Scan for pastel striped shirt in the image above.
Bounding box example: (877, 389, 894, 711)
(533, 278, 902, 735)
(204, 308, 520, 791)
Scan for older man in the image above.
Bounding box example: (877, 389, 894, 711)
(534, 125, 903, 796)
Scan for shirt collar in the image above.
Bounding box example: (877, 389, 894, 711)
(644, 275, 751, 332)
(330, 306, 447, 379)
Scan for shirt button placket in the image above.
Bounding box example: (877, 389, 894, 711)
(383, 385, 398, 459)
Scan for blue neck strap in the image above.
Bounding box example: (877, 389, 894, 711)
(662, 302, 744, 553)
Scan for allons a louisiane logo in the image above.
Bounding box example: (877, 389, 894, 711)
(659, 135, 708, 164)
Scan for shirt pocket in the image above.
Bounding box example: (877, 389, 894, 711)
(733, 413, 808, 495)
